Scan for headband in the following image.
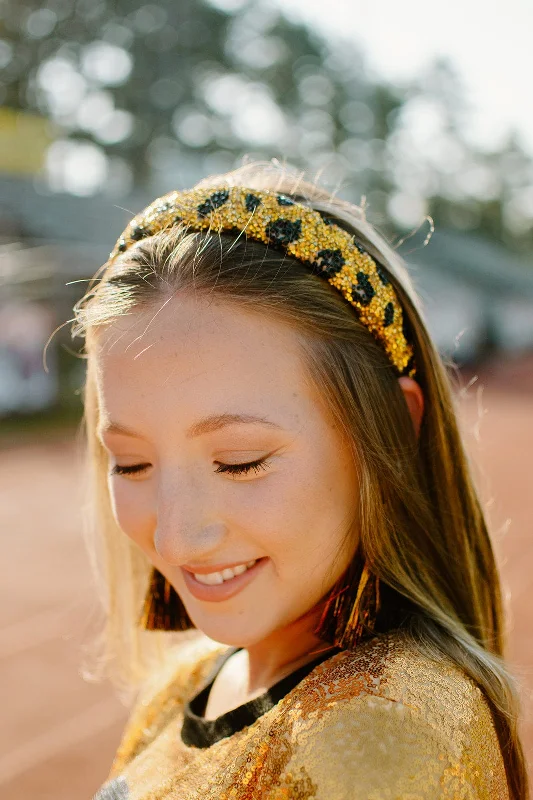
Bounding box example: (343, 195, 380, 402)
(107, 186, 415, 376)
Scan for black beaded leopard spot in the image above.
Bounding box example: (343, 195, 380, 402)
(265, 218, 302, 246)
(117, 238, 127, 252)
(197, 189, 230, 218)
(351, 271, 375, 306)
(376, 265, 390, 286)
(316, 248, 345, 277)
(245, 193, 262, 212)
(352, 236, 367, 256)
(130, 223, 149, 241)
(404, 354, 416, 375)
(383, 302, 394, 327)
(318, 212, 335, 226)
(277, 194, 295, 206)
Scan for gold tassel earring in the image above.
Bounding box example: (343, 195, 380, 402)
(316, 558, 380, 650)
(139, 567, 194, 631)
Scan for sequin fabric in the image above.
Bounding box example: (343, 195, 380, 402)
(106, 186, 415, 377)
(94, 631, 509, 799)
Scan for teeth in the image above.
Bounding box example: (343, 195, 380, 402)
(194, 559, 258, 586)
(221, 567, 237, 580)
(195, 572, 224, 586)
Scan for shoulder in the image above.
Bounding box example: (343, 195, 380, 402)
(108, 633, 227, 776)
(281, 631, 509, 799)
(136, 632, 226, 707)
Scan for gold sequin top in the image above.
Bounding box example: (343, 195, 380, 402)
(94, 631, 509, 799)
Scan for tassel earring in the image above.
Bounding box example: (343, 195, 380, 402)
(139, 567, 194, 631)
(316, 558, 380, 650)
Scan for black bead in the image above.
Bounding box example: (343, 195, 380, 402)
(245, 193, 262, 212)
(197, 189, 230, 218)
(351, 271, 375, 306)
(265, 218, 302, 246)
(277, 194, 295, 206)
(318, 211, 335, 226)
(130, 224, 148, 241)
(117, 239, 127, 252)
(316, 248, 345, 277)
(352, 236, 367, 255)
(383, 302, 394, 327)
(376, 265, 390, 286)
(402, 313, 410, 342)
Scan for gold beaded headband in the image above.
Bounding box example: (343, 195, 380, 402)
(108, 185, 415, 376)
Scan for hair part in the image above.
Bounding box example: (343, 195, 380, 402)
(74, 161, 528, 799)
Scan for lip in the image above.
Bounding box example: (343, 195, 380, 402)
(182, 558, 259, 575)
(181, 557, 268, 603)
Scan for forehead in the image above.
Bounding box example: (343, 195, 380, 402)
(92, 294, 317, 427)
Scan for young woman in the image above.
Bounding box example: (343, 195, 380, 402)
(77, 163, 528, 799)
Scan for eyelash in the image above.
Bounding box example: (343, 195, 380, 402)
(110, 458, 270, 478)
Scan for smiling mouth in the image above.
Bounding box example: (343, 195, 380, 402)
(192, 559, 258, 585)
(181, 557, 268, 603)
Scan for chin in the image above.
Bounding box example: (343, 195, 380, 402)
(185, 610, 275, 649)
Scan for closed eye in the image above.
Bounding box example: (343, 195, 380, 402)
(109, 458, 271, 479)
(110, 463, 151, 476)
(214, 457, 271, 477)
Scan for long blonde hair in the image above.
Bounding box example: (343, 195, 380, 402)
(74, 162, 528, 798)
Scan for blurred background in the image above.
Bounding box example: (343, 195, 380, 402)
(0, 0, 532, 796)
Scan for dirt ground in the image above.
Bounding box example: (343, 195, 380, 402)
(1, 357, 532, 799)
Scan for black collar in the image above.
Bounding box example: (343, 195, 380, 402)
(181, 646, 341, 748)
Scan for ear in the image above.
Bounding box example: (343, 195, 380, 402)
(398, 376, 424, 438)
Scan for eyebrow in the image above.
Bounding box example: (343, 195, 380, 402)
(98, 413, 283, 440)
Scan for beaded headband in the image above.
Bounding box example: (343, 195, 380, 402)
(107, 186, 415, 376)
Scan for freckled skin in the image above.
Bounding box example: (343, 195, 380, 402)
(94, 294, 361, 693)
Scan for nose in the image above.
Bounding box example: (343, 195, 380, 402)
(153, 471, 227, 564)
(154, 521, 227, 565)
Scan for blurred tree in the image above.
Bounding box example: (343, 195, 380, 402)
(0, 0, 407, 205)
(1, 0, 532, 252)
(385, 58, 533, 253)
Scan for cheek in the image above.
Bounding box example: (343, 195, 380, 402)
(108, 479, 155, 549)
(239, 459, 357, 578)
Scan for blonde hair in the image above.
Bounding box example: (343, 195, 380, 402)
(74, 162, 528, 798)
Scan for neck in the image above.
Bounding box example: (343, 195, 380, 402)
(239, 605, 338, 695)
